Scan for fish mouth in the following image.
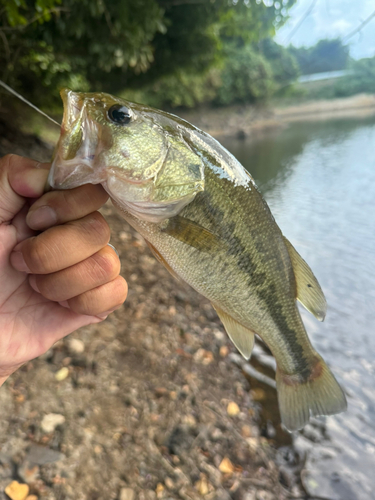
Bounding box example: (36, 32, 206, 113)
(61, 88, 84, 132)
(48, 89, 106, 189)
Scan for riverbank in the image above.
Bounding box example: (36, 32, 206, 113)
(180, 93, 375, 139)
(0, 124, 302, 500)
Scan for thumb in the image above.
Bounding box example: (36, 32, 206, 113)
(0, 155, 50, 223)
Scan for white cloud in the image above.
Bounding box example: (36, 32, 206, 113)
(275, 0, 375, 59)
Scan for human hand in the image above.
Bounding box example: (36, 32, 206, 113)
(0, 155, 128, 385)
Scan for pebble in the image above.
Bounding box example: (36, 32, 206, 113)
(218, 457, 234, 474)
(226, 401, 240, 416)
(219, 346, 229, 357)
(193, 348, 214, 364)
(155, 483, 164, 499)
(256, 491, 274, 500)
(4, 481, 29, 500)
(17, 461, 39, 483)
(164, 477, 174, 490)
(119, 487, 135, 500)
(195, 474, 213, 495)
(241, 424, 252, 437)
(67, 338, 85, 354)
(55, 367, 69, 381)
(25, 444, 64, 465)
(40, 413, 65, 433)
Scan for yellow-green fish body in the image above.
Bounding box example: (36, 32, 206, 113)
(49, 90, 347, 430)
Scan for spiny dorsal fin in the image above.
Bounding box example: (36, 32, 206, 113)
(162, 215, 222, 253)
(283, 237, 327, 322)
(212, 305, 255, 360)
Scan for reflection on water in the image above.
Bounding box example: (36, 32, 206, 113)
(221, 116, 375, 500)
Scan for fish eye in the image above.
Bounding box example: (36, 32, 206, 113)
(107, 104, 131, 125)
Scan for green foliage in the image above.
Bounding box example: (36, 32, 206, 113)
(122, 69, 221, 109)
(334, 57, 375, 97)
(0, 0, 296, 108)
(215, 44, 275, 105)
(289, 39, 350, 75)
(259, 38, 299, 85)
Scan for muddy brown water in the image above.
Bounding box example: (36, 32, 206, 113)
(221, 116, 375, 500)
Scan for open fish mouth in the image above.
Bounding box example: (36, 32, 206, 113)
(48, 90, 105, 189)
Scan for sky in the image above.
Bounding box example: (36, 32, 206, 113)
(275, 0, 375, 59)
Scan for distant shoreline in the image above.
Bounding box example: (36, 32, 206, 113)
(180, 93, 375, 139)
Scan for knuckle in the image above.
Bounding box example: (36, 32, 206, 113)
(26, 238, 54, 273)
(93, 250, 121, 281)
(81, 212, 111, 245)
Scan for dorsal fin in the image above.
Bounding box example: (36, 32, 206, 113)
(283, 237, 327, 321)
(212, 305, 255, 360)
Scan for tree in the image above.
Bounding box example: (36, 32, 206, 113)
(289, 39, 350, 75)
(215, 44, 275, 105)
(0, 0, 296, 107)
(259, 38, 300, 86)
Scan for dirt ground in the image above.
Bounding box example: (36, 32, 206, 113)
(0, 119, 305, 500)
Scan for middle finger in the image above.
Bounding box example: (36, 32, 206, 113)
(11, 212, 110, 274)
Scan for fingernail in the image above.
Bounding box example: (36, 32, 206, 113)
(27, 206, 57, 230)
(96, 308, 116, 320)
(29, 275, 40, 293)
(10, 251, 31, 273)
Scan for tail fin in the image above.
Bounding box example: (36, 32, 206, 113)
(276, 357, 347, 431)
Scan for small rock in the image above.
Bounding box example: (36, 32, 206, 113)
(155, 483, 164, 499)
(41, 413, 65, 433)
(256, 491, 274, 500)
(193, 348, 214, 364)
(218, 457, 234, 474)
(243, 491, 257, 500)
(241, 425, 252, 437)
(182, 415, 196, 427)
(119, 487, 135, 500)
(26, 444, 64, 465)
(17, 461, 39, 483)
(67, 338, 85, 354)
(55, 367, 69, 381)
(5, 481, 29, 500)
(227, 401, 240, 416)
(164, 477, 174, 490)
(219, 346, 228, 357)
(195, 474, 213, 495)
(154, 387, 169, 398)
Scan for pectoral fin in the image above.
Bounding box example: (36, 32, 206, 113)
(146, 240, 182, 283)
(212, 305, 255, 360)
(283, 237, 327, 321)
(162, 215, 222, 253)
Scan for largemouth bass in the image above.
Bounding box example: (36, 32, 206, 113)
(48, 89, 347, 431)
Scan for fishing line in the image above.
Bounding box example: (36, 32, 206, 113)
(0, 79, 61, 127)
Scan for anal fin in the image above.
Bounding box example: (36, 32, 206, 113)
(212, 305, 255, 360)
(283, 237, 327, 321)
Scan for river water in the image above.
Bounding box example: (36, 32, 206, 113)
(220, 116, 375, 500)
